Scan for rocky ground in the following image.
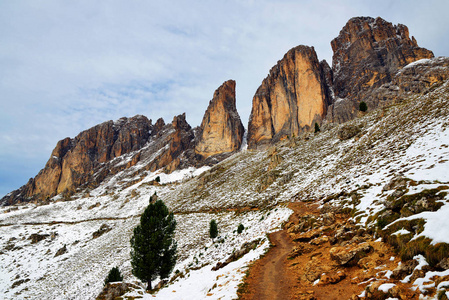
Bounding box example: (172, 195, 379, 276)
(240, 200, 430, 300)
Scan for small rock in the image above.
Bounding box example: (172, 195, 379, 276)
(310, 235, 329, 245)
(54, 245, 67, 257)
(317, 271, 346, 285)
(437, 257, 449, 270)
(288, 245, 304, 259)
(330, 243, 373, 265)
(154, 280, 168, 290)
(93, 224, 111, 239)
(391, 259, 418, 279)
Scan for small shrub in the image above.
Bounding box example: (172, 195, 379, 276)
(104, 266, 123, 285)
(155, 176, 161, 183)
(359, 101, 368, 112)
(237, 224, 244, 234)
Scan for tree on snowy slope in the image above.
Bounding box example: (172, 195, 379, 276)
(130, 199, 177, 290)
(209, 219, 218, 241)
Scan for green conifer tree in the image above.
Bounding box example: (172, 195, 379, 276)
(104, 266, 123, 285)
(314, 122, 320, 133)
(359, 101, 368, 112)
(209, 219, 218, 241)
(237, 223, 244, 234)
(130, 199, 177, 290)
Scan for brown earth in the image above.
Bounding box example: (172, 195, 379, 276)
(239, 201, 420, 300)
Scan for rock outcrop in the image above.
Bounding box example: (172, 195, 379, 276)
(4, 116, 152, 204)
(329, 16, 434, 122)
(195, 80, 244, 158)
(247, 45, 331, 149)
(2, 114, 197, 205)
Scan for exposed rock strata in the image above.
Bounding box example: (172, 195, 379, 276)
(247, 45, 331, 149)
(195, 80, 244, 158)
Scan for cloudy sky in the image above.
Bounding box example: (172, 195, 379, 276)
(1, 0, 448, 197)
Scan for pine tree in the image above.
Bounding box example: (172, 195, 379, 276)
(104, 266, 123, 285)
(130, 199, 177, 290)
(314, 122, 320, 133)
(359, 101, 368, 112)
(237, 223, 244, 234)
(209, 219, 218, 241)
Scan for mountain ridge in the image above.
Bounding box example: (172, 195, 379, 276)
(1, 16, 437, 206)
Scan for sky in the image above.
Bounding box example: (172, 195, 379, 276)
(1, 0, 449, 198)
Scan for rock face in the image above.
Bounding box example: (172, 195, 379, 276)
(330, 16, 434, 122)
(2, 114, 197, 205)
(247, 45, 331, 149)
(11, 115, 152, 202)
(195, 80, 244, 158)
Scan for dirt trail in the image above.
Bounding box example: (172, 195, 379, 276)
(248, 230, 294, 300)
(239, 201, 417, 300)
(239, 202, 315, 300)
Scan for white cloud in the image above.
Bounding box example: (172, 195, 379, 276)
(1, 0, 448, 197)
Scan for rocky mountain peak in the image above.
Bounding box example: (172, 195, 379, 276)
(195, 80, 244, 158)
(331, 16, 434, 102)
(171, 113, 191, 131)
(247, 45, 331, 149)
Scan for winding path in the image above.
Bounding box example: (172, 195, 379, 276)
(239, 203, 304, 300)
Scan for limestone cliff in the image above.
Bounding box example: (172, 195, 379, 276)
(247, 45, 331, 149)
(195, 80, 244, 158)
(329, 16, 434, 122)
(2, 114, 197, 205)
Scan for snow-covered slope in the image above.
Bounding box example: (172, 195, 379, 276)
(1, 79, 449, 299)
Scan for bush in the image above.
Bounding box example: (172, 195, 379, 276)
(155, 176, 161, 183)
(104, 266, 123, 285)
(359, 101, 368, 112)
(237, 224, 244, 234)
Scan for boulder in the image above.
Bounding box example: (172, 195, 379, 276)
(337, 124, 361, 140)
(329, 243, 372, 265)
(54, 245, 67, 257)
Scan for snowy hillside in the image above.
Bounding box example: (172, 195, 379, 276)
(1, 79, 449, 299)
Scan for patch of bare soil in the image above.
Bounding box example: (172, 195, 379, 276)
(238, 201, 419, 300)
